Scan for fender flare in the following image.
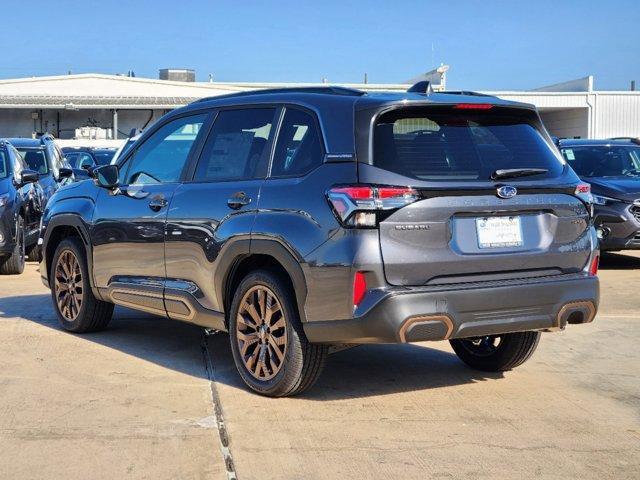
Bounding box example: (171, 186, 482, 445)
(42, 213, 96, 291)
(217, 237, 308, 323)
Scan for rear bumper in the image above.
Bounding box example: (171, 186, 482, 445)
(303, 274, 599, 344)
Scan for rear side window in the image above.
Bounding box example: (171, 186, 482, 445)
(271, 108, 323, 177)
(194, 108, 275, 182)
(373, 107, 564, 181)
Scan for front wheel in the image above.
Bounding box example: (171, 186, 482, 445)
(228, 270, 328, 397)
(51, 237, 113, 333)
(0, 216, 25, 275)
(449, 331, 541, 372)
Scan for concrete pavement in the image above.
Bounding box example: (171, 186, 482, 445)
(1, 253, 640, 479)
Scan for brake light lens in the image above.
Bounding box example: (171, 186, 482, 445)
(327, 185, 419, 227)
(353, 271, 367, 307)
(588, 255, 599, 276)
(453, 103, 494, 110)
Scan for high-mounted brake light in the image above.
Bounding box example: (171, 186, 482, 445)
(453, 103, 494, 110)
(327, 185, 419, 227)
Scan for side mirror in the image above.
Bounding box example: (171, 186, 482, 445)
(93, 164, 120, 190)
(19, 169, 39, 186)
(58, 167, 74, 180)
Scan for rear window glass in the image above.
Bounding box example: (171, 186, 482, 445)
(561, 146, 640, 177)
(373, 107, 564, 181)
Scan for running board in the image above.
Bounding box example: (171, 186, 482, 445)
(103, 280, 226, 331)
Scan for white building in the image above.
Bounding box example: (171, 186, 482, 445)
(0, 72, 637, 142)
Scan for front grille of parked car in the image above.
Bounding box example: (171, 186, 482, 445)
(631, 205, 640, 223)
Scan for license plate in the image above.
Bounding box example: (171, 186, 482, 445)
(476, 216, 523, 249)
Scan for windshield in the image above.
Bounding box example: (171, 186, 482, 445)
(17, 148, 48, 174)
(93, 150, 116, 165)
(373, 107, 564, 181)
(0, 151, 7, 179)
(560, 145, 640, 177)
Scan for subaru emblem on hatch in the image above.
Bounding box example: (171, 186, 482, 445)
(497, 185, 517, 199)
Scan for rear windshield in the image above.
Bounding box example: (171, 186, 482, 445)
(560, 145, 640, 178)
(373, 107, 564, 181)
(17, 148, 49, 174)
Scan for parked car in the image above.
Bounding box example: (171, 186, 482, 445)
(39, 86, 599, 396)
(110, 134, 140, 164)
(9, 135, 74, 200)
(559, 138, 640, 250)
(62, 146, 118, 170)
(0, 140, 45, 274)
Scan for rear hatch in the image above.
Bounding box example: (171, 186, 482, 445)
(361, 104, 591, 286)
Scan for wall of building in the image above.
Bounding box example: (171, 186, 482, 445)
(539, 108, 589, 138)
(0, 109, 166, 139)
(592, 93, 640, 139)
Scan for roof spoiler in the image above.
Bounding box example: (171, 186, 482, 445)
(407, 81, 432, 94)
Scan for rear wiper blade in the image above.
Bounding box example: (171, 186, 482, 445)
(491, 168, 548, 180)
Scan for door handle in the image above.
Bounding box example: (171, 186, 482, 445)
(227, 192, 252, 210)
(148, 197, 168, 212)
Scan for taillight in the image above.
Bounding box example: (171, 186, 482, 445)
(575, 183, 592, 202)
(327, 185, 419, 227)
(588, 255, 599, 276)
(353, 271, 367, 308)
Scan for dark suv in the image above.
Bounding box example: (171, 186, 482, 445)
(0, 140, 43, 274)
(9, 135, 73, 201)
(40, 87, 600, 396)
(559, 138, 640, 250)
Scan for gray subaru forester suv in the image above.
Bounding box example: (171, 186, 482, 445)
(39, 86, 599, 396)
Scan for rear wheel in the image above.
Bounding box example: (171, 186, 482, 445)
(449, 331, 541, 371)
(51, 237, 113, 333)
(228, 270, 328, 397)
(0, 216, 25, 275)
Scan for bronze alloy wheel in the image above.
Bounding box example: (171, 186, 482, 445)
(236, 285, 287, 381)
(54, 250, 84, 321)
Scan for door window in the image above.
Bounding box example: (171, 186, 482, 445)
(122, 113, 208, 185)
(271, 108, 323, 177)
(193, 108, 276, 182)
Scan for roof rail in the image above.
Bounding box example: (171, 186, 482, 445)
(608, 136, 640, 145)
(195, 86, 365, 104)
(442, 90, 497, 98)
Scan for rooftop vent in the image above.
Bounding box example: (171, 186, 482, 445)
(159, 68, 195, 82)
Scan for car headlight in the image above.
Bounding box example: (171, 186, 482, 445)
(592, 194, 620, 206)
(0, 194, 9, 207)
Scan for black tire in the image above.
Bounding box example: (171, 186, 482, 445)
(228, 270, 328, 397)
(449, 331, 541, 372)
(26, 245, 42, 263)
(50, 237, 113, 333)
(0, 216, 25, 275)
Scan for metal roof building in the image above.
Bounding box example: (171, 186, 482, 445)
(0, 72, 637, 142)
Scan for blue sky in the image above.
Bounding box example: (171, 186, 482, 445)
(1, 0, 638, 90)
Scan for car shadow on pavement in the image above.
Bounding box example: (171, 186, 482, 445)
(599, 251, 640, 270)
(204, 333, 503, 400)
(0, 293, 210, 380)
(3, 293, 503, 398)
